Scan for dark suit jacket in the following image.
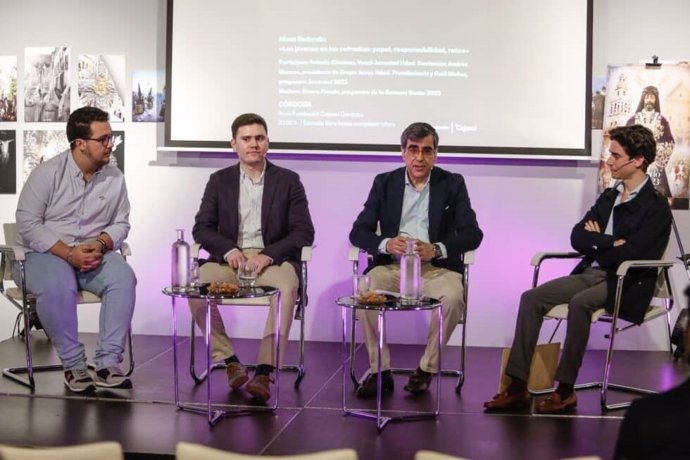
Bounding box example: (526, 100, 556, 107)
(613, 378, 690, 460)
(570, 179, 672, 324)
(192, 161, 315, 277)
(349, 166, 483, 274)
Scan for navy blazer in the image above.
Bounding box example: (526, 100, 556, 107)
(570, 179, 672, 324)
(192, 161, 315, 277)
(613, 378, 690, 460)
(349, 166, 483, 274)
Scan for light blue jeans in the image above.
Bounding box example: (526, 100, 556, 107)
(13, 251, 136, 371)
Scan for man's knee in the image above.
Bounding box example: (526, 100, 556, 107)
(518, 288, 542, 314)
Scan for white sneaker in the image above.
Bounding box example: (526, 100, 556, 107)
(64, 369, 96, 393)
(95, 367, 132, 389)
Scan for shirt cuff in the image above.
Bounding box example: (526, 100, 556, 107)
(435, 242, 448, 259)
(223, 248, 239, 262)
(378, 238, 391, 254)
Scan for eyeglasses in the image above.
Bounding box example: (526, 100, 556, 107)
(405, 145, 436, 157)
(76, 135, 114, 146)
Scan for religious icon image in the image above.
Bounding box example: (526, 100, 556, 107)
(78, 55, 126, 122)
(0, 56, 18, 122)
(24, 47, 71, 123)
(132, 70, 165, 122)
(599, 63, 690, 210)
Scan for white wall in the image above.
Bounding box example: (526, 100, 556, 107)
(0, 0, 688, 351)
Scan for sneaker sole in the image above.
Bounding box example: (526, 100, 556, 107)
(64, 381, 97, 394)
(95, 378, 133, 389)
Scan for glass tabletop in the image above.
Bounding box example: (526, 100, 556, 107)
(162, 285, 278, 300)
(335, 295, 441, 311)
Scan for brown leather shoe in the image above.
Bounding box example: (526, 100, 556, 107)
(536, 391, 577, 414)
(245, 374, 274, 403)
(356, 370, 394, 399)
(483, 390, 531, 411)
(404, 367, 433, 394)
(225, 362, 249, 390)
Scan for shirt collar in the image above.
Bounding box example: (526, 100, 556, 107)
(614, 175, 649, 201)
(67, 150, 102, 179)
(240, 163, 266, 185)
(404, 168, 431, 191)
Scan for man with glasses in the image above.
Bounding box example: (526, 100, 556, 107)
(349, 122, 483, 397)
(14, 106, 136, 393)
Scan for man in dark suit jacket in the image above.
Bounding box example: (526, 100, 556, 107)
(612, 286, 690, 460)
(189, 113, 314, 403)
(349, 122, 483, 397)
(485, 124, 672, 414)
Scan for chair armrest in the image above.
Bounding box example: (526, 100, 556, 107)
(119, 242, 132, 257)
(191, 243, 201, 259)
(300, 245, 313, 262)
(530, 251, 582, 267)
(0, 244, 26, 261)
(348, 246, 362, 262)
(462, 250, 475, 265)
(616, 259, 676, 276)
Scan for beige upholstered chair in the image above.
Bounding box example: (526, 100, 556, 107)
(176, 443, 357, 460)
(0, 223, 134, 390)
(0, 442, 123, 460)
(414, 450, 470, 460)
(188, 244, 312, 388)
(347, 246, 475, 393)
(531, 250, 676, 410)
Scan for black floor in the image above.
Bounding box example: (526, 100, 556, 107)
(0, 331, 687, 460)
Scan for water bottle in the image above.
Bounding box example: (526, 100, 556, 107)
(400, 239, 421, 304)
(171, 229, 190, 292)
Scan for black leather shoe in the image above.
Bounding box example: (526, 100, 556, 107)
(356, 370, 394, 398)
(404, 367, 433, 394)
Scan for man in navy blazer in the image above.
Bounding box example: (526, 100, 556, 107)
(349, 122, 483, 397)
(190, 113, 314, 403)
(485, 124, 672, 414)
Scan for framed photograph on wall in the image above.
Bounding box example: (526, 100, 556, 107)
(0, 130, 16, 194)
(0, 56, 18, 122)
(78, 54, 126, 122)
(24, 47, 71, 123)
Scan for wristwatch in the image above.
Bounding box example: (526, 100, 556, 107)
(433, 243, 442, 259)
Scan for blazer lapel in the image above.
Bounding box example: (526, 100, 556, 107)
(388, 169, 406, 235)
(227, 164, 242, 236)
(261, 161, 277, 236)
(428, 169, 444, 242)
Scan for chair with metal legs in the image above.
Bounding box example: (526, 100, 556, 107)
(188, 243, 312, 388)
(0, 223, 134, 391)
(532, 250, 676, 410)
(347, 246, 474, 393)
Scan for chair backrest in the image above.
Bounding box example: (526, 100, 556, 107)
(1, 223, 17, 282)
(0, 442, 124, 460)
(3, 223, 17, 246)
(176, 443, 357, 460)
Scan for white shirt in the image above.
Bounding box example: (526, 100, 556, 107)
(236, 165, 265, 250)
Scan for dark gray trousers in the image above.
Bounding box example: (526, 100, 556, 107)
(505, 267, 607, 385)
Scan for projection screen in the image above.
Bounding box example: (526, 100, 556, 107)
(165, 0, 592, 158)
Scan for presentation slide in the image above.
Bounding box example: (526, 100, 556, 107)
(166, 0, 591, 157)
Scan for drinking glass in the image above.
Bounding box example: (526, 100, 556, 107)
(238, 260, 258, 287)
(353, 274, 371, 297)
